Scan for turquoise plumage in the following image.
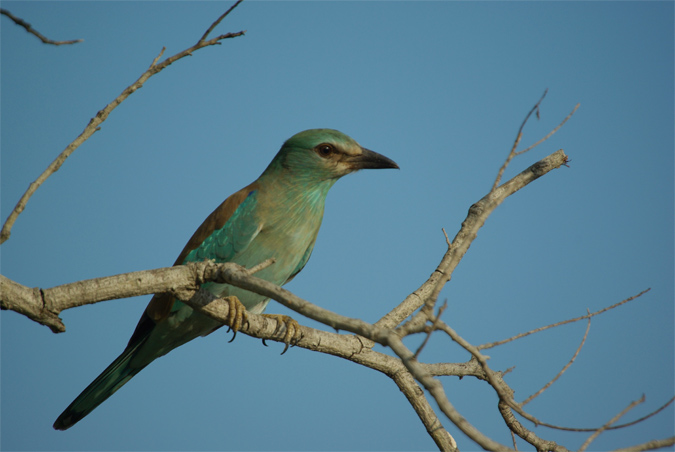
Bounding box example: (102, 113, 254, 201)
(53, 129, 398, 430)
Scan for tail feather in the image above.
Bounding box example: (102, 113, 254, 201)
(53, 340, 148, 430)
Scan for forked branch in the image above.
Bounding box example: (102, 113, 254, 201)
(478, 289, 651, 350)
(0, 2, 245, 244)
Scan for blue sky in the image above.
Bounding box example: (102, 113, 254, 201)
(1, 1, 673, 451)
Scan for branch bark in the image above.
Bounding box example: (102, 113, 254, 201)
(1, 263, 462, 449)
(1, 9, 83, 45)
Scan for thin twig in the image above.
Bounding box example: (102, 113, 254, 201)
(606, 396, 675, 431)
(478, 289, 650, 350)
(246, 257, 276, 275)
(516, 103, 579, 156)
(525, 395, 675, 433)
(441, 227, 451, 247)
(492, 96, 579, 193)
(199, 0, 244, 42)
(1, 9, 83, 45)
(413, 301, 447, 359)
(0, 3, 245, 244)
(149, 47, 166, 68)
(521, 315, 591, 405)
(510, 430, 518, 451)
(492, 89, 548, 191)
(578, 396, 646, 452)
(435, 314, 672, 435)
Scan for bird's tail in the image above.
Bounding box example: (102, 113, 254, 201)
(53, 339, 148, 430)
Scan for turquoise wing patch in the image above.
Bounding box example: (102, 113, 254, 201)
(184, 191, 261, 264)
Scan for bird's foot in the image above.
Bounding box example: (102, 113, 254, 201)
(261, 314, 302, 355)
(224, 295, 249, 342)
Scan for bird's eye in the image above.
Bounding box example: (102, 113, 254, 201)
(316, 144, 334, 158)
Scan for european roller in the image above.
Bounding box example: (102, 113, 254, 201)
(53, 129, 398, 430)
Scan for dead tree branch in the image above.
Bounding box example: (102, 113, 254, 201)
(478, 289, 651, 350)
(522, 316, 591, 405)
(1, 9, 83, 45)
(611, 437, 675, 452)
(0, 3, 245, 244)
(0, 264, 459, 450)
(579, 396, 646, 452)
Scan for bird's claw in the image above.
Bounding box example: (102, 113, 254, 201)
(261, 314, 302, 354)
(224, 296, 249, 343)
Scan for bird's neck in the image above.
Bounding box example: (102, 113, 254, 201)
(257, 171, 337, 218)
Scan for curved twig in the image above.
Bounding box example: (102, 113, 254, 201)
(478, 289, 650, 350)
(516, 103, 579, 157)
(199, 0, 244, 42)
(579, 396, 646, 452)
(0, 3, 245, 244)
(492, 89, 549, 191)
(1, 9, 83, 45)
(522, 315, 591, 405)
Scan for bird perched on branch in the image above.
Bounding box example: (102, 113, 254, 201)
(53, 128, 398, 430)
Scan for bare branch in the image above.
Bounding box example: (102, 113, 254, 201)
(478, 289, 651, 350)
(521, 315, 591, 405)
(1, 9, 83, 45)
(425, 149, 569, 309)
(246, 257, 276, 275)
(413, 301, 447, 359)
(422, 360, 486, 379)
(0, 260, 268, 331)
(491, 94, 579, 193)
(149, 47, 166, 67)
(510, 430, 519, 451)
(199, 0, 244, 42)
(0, 3, 245, 244)
(2, 262, 466, 446)
(385, 335, 513, 451)
(172, 276, 460, 450)
(391, 372, 459, 451)
(431, 315, 668, 439)
(498, 401, 568, 452)
(579, 396, 646, 452)
(516, 103, 579, 156)
(377, 148, 569, 331)
(492, 89, 548, 191)
(0, 274, 65, 333)
(612, 437, 675, 452)
(1, 260, 457, 448)
(523, 394, 674, 433)
(604, 396, 674, 431)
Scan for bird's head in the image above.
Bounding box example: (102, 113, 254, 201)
(263, 129, 399, 182)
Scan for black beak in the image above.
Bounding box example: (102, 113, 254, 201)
(347, 147, 399, 170)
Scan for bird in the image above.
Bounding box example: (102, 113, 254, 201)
(53, 128, 398, 430)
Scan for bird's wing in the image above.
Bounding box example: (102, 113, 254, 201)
(127, 182, 261, 347)
(173, 181, 262, 267)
